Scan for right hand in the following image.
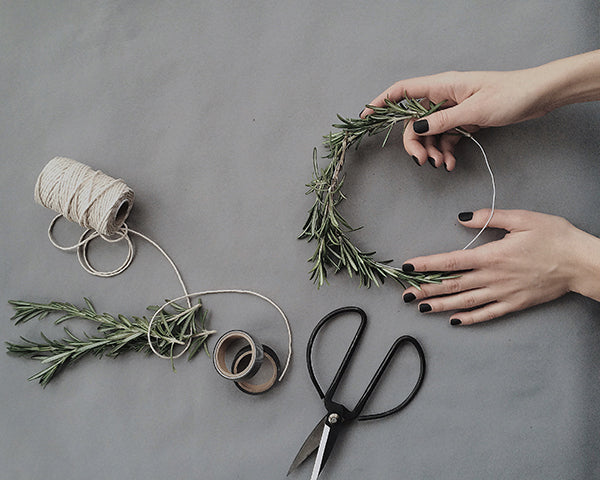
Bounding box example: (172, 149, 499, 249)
(361, 68, 551, 170)
(400, 209, 600, 325)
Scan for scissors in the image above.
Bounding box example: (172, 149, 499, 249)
(288, 306, 426, 479)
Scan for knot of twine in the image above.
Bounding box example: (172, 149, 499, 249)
(34, 157, 134, 236)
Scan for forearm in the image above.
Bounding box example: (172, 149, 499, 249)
(533, 50, 600, 111)
(567, 225, 600, 302)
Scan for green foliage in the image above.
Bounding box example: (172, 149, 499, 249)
(299, 98, 457, 288)
(6, 298, 215, 387)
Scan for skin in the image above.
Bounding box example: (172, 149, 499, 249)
(402, 209, 600, 325)
(364, 69, 551, 170)
(360, 51, 600, 324)
(362, 50, 600, 170)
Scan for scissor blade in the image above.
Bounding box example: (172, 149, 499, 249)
(309, 421, 340, 479)
(310, 424, 330, 480)
(287, 415, 327, 476)
(317, 422, 340, 475)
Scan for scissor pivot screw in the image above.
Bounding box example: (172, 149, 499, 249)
(328, 413, 340, 424)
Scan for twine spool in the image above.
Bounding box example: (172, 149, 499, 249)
(213, 330, 265, 382)
(34, 157, 134, 236)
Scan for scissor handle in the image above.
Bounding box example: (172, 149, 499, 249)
(356, 335, 425, 421)
(306, 306, 367, 406)
(306, 307, 426, 423)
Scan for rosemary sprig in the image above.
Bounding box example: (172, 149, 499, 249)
(6, 298, 216, 387)
(299, 97, 458, 288)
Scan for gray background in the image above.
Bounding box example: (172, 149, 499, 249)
(1, 1, 599, 479)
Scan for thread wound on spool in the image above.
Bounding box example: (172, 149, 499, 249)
(213, 331, 265, 381)
(34, 157, 134, 236)
(232, 344, 281, 395)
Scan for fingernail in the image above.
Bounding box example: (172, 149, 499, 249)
(359, 108, 365, 118)
(402, 263, 414, 273)
(458, 212, 473, 222)
(413, 119, 429, 134)
(412, 156, 420, 166)
(419, 303, 432, 313)
(450, 318, 462, 326)
(427, 157, 437, 168)
(444, 163, 450, 172)
(403, 292, 416, 303)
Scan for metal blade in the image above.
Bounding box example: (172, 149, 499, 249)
(310, 424, 330, 480)
(309, 417, 342, 480)
(318, 421, 340, 475)
(287, 415, 327, 476)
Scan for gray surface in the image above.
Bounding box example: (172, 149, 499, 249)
(1, 1, 599, 479)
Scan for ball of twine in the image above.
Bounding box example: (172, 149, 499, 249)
(34, 157, 134, 236)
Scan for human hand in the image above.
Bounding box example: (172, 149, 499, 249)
(361, 69, 549, 171)
(401, 209, 600, 325)
(360, 51, 600, 170)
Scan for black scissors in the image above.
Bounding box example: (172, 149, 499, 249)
(288, 306, 426, 479)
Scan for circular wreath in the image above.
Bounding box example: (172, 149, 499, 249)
(299, 97, 461, 289)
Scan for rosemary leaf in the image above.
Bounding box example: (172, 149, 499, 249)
(6, 298, 216, 387)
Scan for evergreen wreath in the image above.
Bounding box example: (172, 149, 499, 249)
(300, 97, 461, 289)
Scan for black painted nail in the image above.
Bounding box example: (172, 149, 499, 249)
(359, 108, 365, 118)
(450, 318, 462, 326)
(402, 263, 414, 273)
(444, 163, 450, 172)
(412, 156, 420, 166)
(403, 292, 416, 303)
(419, 303, 432, 313)
(413, 119, 429, 134)
(458, 211, 473, 222)
(427, 157, 437, 168)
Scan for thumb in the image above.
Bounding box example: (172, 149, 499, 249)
(458, 209, 531, 231)
(413, 102, 478, 136)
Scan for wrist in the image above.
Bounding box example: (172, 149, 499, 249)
(534, 50, 600, 112)
(566, 225, 600, 302)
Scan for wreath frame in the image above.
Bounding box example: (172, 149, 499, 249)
(299, 97, 460, 289)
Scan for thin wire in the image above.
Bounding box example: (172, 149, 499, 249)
(460, 133, 496, 250)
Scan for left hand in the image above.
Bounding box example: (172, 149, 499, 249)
(401, 209, 595, 325)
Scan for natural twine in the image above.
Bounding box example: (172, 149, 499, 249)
(33, 157, 292, 381)
(35, 157, 134, 236)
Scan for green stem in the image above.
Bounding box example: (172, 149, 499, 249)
(6, 298, 215, 387)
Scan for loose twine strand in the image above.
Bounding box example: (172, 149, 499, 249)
(34, 157, 292, 381)
(458, 131, 496, 250)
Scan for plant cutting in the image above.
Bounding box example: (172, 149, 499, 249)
(300, 97, 463, 288)
(6, 298, 215, 387)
